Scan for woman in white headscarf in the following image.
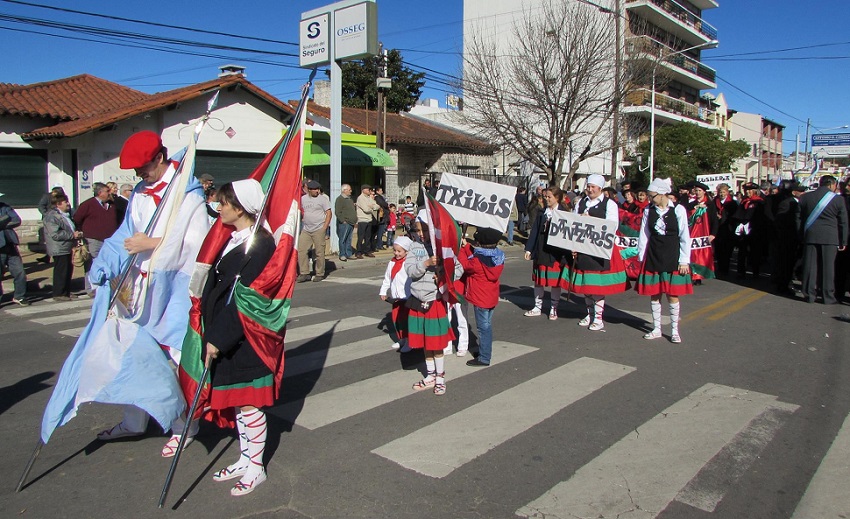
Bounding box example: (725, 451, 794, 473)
(195, 179, 276, 496)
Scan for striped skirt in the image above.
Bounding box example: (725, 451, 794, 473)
(532, 261, 563, 287)
(391, 300, 409, 339)
(560, 247, 628, 296)
(635, 269, 694, 297)
(407, 299, 455, 351)
(209, 373, 276, 412)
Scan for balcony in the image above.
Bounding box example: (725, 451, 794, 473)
(626, 0, 718, 46)
(627, 36, 716, 90)
(622, 88, 715, 129)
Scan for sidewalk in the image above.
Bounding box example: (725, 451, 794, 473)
(1, 246, 88, 303)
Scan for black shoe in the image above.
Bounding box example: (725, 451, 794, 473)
(354, 254, 363, 260)
(339, 257, 348, 262)
(466, 359, 490, 367)
(365, 253, 375, 258)
(36, 255, 50, 264)
(296, 275, 311, 283)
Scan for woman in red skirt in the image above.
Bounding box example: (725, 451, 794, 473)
(523, 186, 569, 320)
(194, 179, 277, 496)
(405, 218, 457, 395)
(636, 178, 693, 343)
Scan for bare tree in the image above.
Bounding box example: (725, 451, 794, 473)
(461, 0, 651, 186)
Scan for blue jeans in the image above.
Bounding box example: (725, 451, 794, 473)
(506, 220, 514, 244)
(337, 222, 354, 259)
(386, 230, 395, 248)
(0, 245, 27, 300)
(473, 306, 494, 364)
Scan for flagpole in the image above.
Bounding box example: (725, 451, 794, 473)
(15, 92, 221, 494)
(158, 358, 211, 508)
(226, 71, 316, 306)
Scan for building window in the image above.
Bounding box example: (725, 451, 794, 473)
(0, 148, 48, 207)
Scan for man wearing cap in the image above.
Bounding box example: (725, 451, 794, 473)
(356, 184, 379, 258)
(73, 182, 119, 296)
(732, 182, 767, 278)
(61, 130, 211, 450)
(0, 193, 31, 306)
(298, 180, 331, 282)
(799, 175, 848, 304)
(198, 173, 215, 191)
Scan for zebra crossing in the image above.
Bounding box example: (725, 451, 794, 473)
(2, 298, 844, 517)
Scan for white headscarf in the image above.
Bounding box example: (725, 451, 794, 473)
(647, 178, 672, 195)
(232, 179, 265, 215)
(393, 236, 413, 251)
(587, 174, 606, 188)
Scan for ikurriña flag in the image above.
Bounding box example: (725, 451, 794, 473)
(424, 192, 465, 305)
(178, 105, 306, 427)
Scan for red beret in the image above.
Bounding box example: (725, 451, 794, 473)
(119, 131, 163, 169)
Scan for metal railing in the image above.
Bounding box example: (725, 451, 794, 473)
(626, 0, 718, 40)
(625, 88, 714, 123)
(627, 36, 716, 83)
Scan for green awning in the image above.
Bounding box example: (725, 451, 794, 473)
(303, 143, 394, 167)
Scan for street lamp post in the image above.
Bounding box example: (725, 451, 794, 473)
(648, 39, 719, 182)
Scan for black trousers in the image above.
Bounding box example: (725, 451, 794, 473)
(356, 221, 373, 255)
(52, 254, 72, 297)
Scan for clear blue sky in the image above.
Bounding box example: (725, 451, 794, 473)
(2, 0, 848, 151)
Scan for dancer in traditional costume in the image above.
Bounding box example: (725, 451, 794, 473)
(193, 180, 276, 496)
(561, 174, 628, 331)
(523, 186, 569, 320)
(636, 178, 693, 343)
(380, 236, 412, 351)
(687, 182, 718, 284)
(405, 217, 458, 395)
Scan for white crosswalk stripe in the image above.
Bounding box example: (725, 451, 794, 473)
(273, 341, 538, 430)
(3, 298, 92, 316)
(372, 357, 635, 478)
(516, 383, 798, 519)
(284, 337, 389, 378)
(320, 276, 383, 285)
(791, 410, 850, 519)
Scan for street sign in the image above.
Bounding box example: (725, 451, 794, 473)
(300, 14, 330, 67)
(811, 133, 850, 156)
(334, 2, 378, 61)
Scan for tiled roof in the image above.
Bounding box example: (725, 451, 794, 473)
(17, 74, 299, 141)
(0, 74, 148, 120)
(298, 103, 495, 155)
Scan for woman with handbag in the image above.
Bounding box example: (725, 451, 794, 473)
(43, 193, 83, 301)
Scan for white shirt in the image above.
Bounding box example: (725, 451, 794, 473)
(574, 195, 619, 222)
(222, 227, 253, 258)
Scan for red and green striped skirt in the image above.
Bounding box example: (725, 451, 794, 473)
(208, 373, 276, 412)
(532, 261, 564, 287)
(635, 269, 694, 297)
(560, 247, 628, 295)
(407, 299, 455, 351)
(391, 300, 409, 340)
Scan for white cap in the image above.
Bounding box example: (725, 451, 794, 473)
(647, 178, 672, 195)
(586, 174, 605, 188)
(393, 236, 413, 250)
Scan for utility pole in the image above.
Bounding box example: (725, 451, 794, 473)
(803, 118, 811, 169)
(610, 0, 622, 185)
(375, 43, 390, 149)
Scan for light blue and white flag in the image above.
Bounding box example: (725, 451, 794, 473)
(41, 143, 211, 444)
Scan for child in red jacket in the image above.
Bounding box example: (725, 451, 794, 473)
(459, 227, 505, 366)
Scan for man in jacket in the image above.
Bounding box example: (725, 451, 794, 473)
(334, 183, 357, 261)
(74, 182, 119, 295)
(355, 184, 379, 258)
(0, 193, 30, 306)
(799, 175, 849, 304)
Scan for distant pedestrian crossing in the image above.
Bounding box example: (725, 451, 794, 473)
(2, 297, 838, 517)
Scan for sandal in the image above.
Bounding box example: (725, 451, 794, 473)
(213, 463, 248, 482)
(578, 315, 592, 327)
(413, 371, 436, 391)
(161, 434, 194, 458)
(231, 470, 267, 497)
(549, 308, 558, 321)
(643, 329, 662, 340)
(433, 372, 446, 396)
(524, 308, 542, 317)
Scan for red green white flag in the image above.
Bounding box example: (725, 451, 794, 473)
(424, 192, 465, 305)
(178, 103, 307, 427)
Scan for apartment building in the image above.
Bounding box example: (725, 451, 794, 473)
(727, 110, 785, 185)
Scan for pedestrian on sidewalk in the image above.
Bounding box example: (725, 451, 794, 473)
(74, 182, 119, 295)
(43, 193, 82, 301)
(355, 184, 379, 258)
(379, 235, 412, 352)
(636, 178, 692, 343)
(334, 183, 357, 261)
(0, 192, 32, 306)
(459, 227, 505, 367)
(297, 180, 331, 282)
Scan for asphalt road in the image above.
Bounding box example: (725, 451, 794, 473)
(1, 246, 849, 518)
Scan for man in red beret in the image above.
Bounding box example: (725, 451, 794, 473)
(58, 130, 211, 455)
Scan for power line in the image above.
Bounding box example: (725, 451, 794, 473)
(708, 40, 850, 58)
(0, 0, 298, 46)
(715, 74, 808, 126)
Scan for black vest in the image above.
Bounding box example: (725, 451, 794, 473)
(574, 196, 611, 272)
